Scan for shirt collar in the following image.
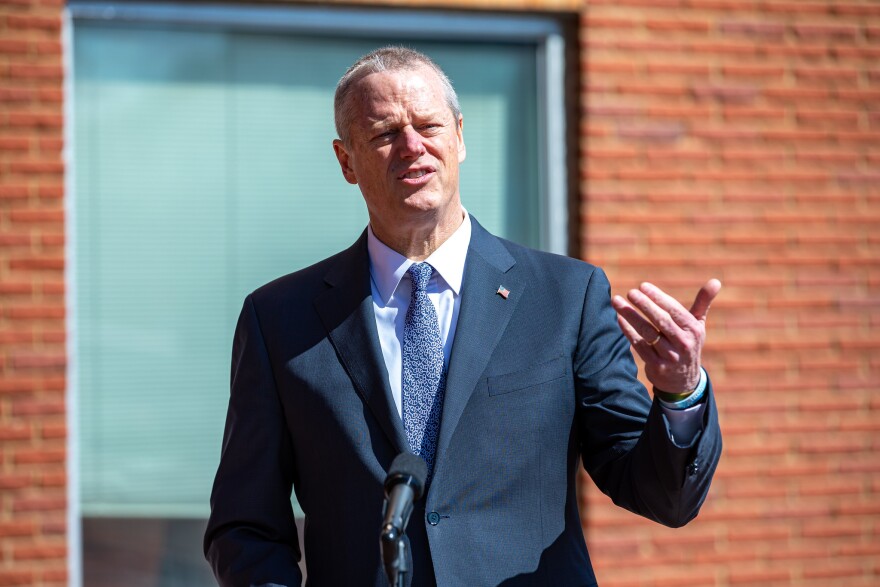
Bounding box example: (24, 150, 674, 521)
(367, 211, 472, 304)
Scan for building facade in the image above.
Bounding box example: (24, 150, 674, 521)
(0, 0, 878, 585)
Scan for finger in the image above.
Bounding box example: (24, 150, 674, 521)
(638, 282, 699, 332)
(616, 314, 657, 363)
(689, 278, 722, 322)
(626, 287, 683, 339)
(613, 295, 664, 346)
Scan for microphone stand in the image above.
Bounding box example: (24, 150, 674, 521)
(381, 453, 426, 587)
(381, 524, 408, 587)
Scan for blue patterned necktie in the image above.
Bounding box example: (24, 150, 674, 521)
(402, 262, 446, 477)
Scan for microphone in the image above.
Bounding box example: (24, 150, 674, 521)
(381, 453, 428, 587)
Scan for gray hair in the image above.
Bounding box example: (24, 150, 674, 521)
(334, 46, 461, 145)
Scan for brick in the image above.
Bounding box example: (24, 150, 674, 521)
(802, 521, 863, 539)
(583, 60, 637, 75)
(5, 111, 63, 130)
(40, 423, 65, 439)
(692, 84, 759, 103)
(10, 399, 65, 416)
(804, 564, 868, 581)
(722, 64, 784, 78)
(617, 122, 685, 141)
(40, 518, 66, 535)
(794, 67, 860, 83)
(797, 109, 859, 127)
(0, 331, 34, 344)
(0, 570, 34, 585)
(8, 160, 64, 175)
(0, 136, 30, 151)
(4, 14, 61, 33)
(793, 23, 858, 41)
(0, 424, 32, 441)
(645, 104, 714, 119)
(617, 83, 689, 97)
(37, 183, 64, 199)
(728, 568, 791, 584)
(39, 330, 65, 344)
(645, 149, 710, 162)
(13, 448, 65, 465)
(39, 471, 66, 487)
(718, 20, 786, 39)
(0, 282, 33, 295)
(0, 185, 30, 199)
(833, 46, 880, 60)
(0, 87, 35, 102)
(9, 255, 65, 272)
(689, 40, 759, 55)
(37, 87, 63, 103)
(33, 40, 62, 55)
(764, 87, 830, 102)
(6, 305, 64, 320)
(7, 63, 64, 81)
(11, 351, 65, 370)
(794, 151, 859, 166)
(834, 4, 880, 16)
(0, 377, 38, 394)
(838, 171, 880, 184)
(0, 473, 32, 490)
(40, 568, 68, 584)
(837, 543, 880, 556)
(646, 18, 710, 33)
(581, 15, 635, 29)
(40, 232, 64, 246)
(0, 522, 35, 538)
(12, 543, 66, 561)
(692, 128, 760, 141)
(763, 43, 829, 59)
(645, 62, 710, 76)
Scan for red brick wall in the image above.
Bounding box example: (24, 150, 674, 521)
(0, 0, 68, 585)
(579, 1, 880, 586)
(2, 0, 878, 586)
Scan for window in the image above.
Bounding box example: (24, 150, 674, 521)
(69, 3, 567, 584)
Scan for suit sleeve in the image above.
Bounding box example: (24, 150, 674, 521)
(574, 268, 722, 528)
(204, 295, 303, 586)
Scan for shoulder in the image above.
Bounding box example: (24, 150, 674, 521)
(485, 230, 604, 289)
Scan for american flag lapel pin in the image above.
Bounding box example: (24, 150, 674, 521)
(496, 285, 510, 299)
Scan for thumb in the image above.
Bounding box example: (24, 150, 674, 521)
(690, 278, 722, 322)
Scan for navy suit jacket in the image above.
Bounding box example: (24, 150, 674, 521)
(205, 218, 722, 586)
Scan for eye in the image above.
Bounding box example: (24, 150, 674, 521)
(372, 130, 396, 142)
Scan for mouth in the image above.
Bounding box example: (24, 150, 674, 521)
(398, 166, 436, 184)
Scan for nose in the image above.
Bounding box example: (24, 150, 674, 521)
(398, 126, 426, 159)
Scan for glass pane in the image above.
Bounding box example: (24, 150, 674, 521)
(75, 21, 539, 518)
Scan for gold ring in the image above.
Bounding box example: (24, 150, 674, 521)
(647, 332, 661, 346)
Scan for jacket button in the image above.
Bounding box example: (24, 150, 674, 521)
(687, 460, 699, 476)
(427, 511, 441, 526)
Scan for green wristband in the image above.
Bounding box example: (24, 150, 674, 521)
(654, 388, 695, 403)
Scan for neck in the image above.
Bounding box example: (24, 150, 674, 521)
(370, 206, 464, 261)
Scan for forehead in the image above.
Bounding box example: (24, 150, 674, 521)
(351, 66, 450, 123)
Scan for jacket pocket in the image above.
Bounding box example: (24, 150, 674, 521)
(487, 356, 567, 396)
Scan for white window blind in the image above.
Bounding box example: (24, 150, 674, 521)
(74, 21, 541, 518)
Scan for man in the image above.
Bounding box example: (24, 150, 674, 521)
(205, 46, 722, 586)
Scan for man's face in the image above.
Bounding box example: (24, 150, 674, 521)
(333, 66, 466, 235)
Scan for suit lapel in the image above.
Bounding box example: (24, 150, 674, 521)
(434, 220, 522, 476)
(313, 233, 408, 455)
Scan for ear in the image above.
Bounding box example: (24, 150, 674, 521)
(333, 139, 358, 185)
(456, 114, 466, 164)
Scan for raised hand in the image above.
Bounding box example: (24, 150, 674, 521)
(611, 279, 722, 395)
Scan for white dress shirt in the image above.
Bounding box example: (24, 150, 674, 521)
(366, 211, 704, 446)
